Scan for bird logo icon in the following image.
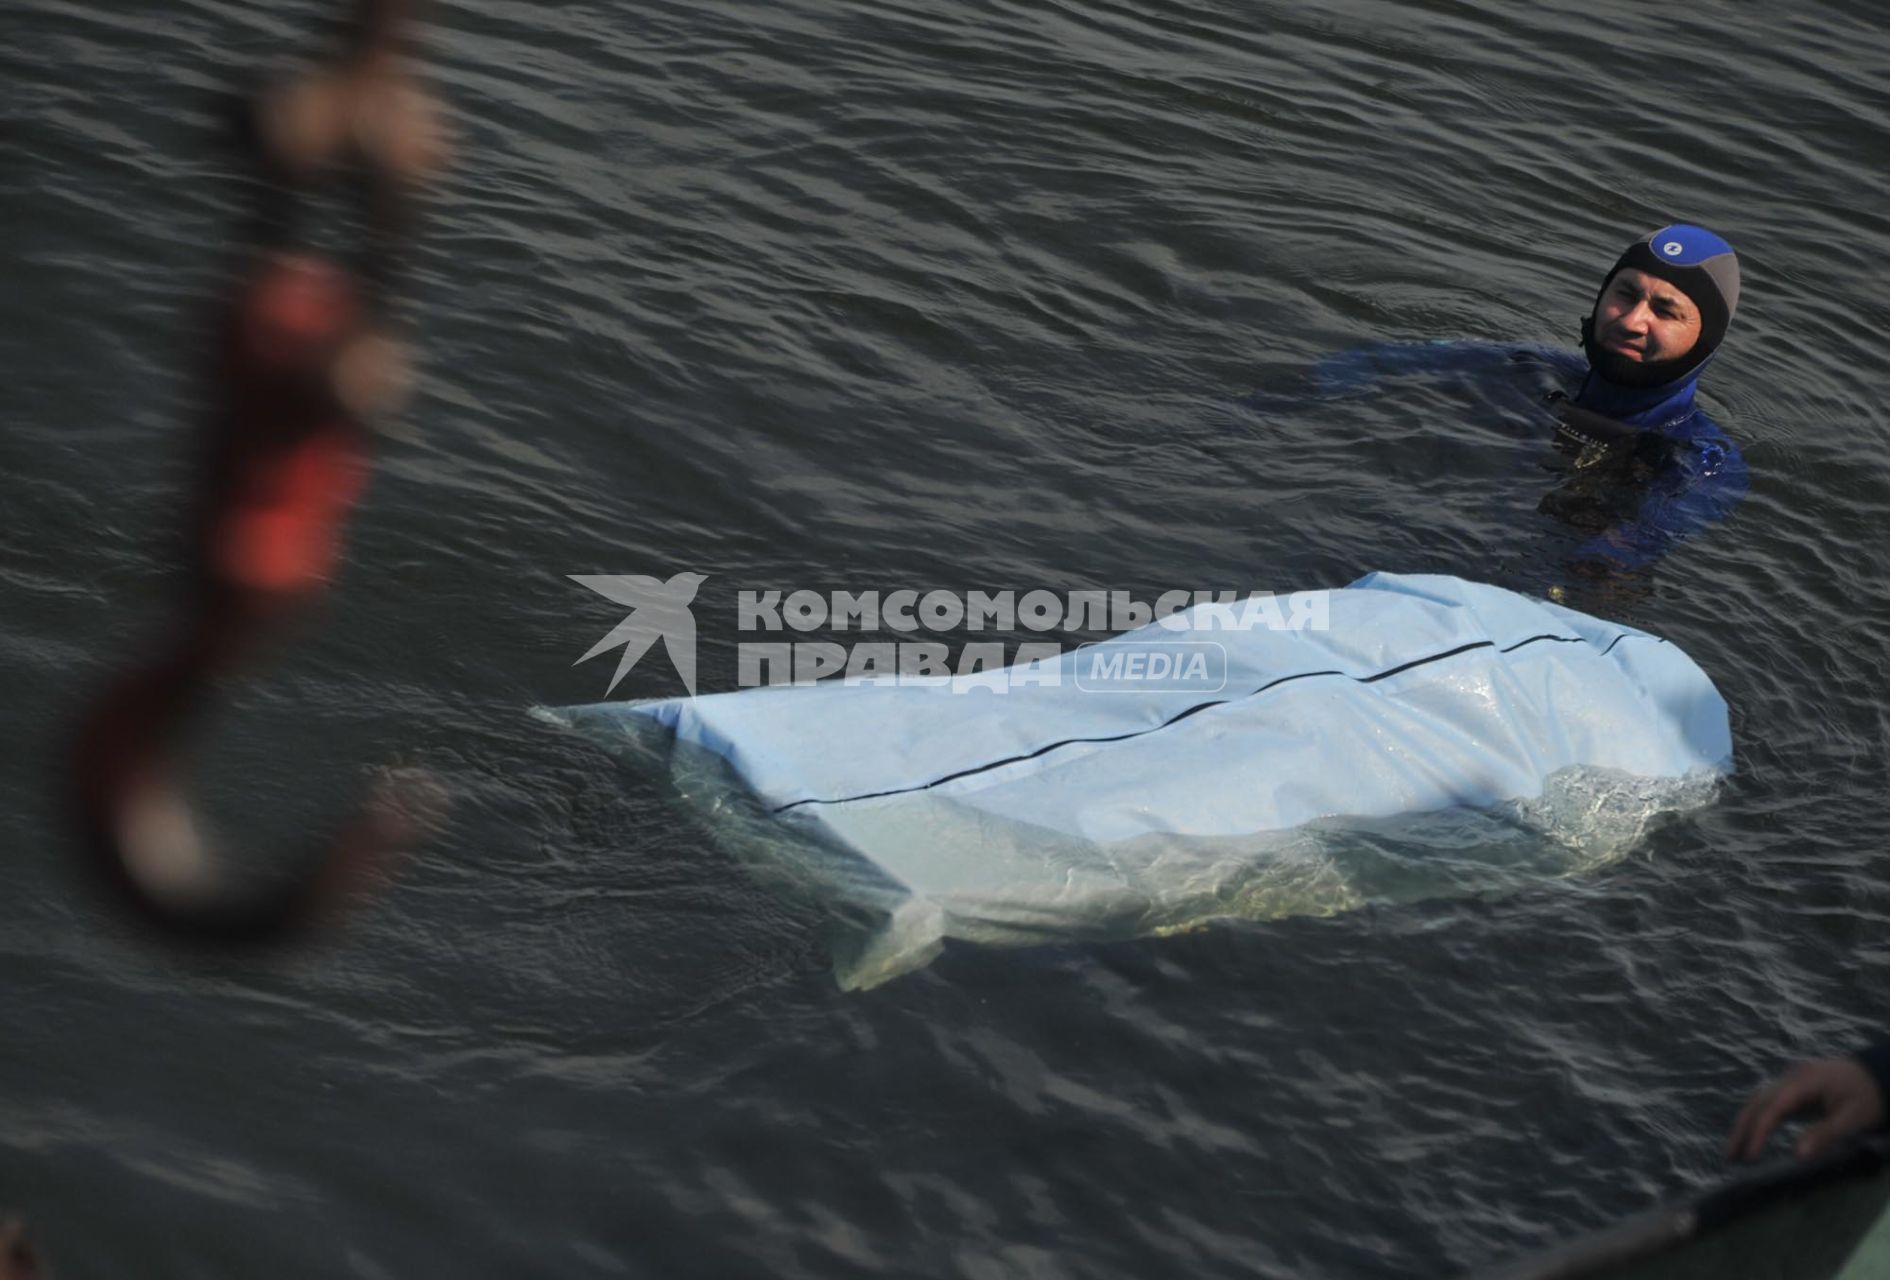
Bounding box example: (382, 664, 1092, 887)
(570, 572, 706, 696)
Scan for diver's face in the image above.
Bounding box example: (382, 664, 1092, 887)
(1591, 268, 1702, 366)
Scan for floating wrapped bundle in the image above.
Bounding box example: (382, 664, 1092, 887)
(549, 574, 1732, 988)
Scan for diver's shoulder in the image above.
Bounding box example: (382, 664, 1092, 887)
(1445, 339, 1585, 375)
(1504, 342, 1585, 373)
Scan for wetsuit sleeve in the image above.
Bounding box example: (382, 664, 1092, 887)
(1569, 426, 1749, 572)
(1237, 340, 1579, 420)
(1856, 1042, 1890, 1121)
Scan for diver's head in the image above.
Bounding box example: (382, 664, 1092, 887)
(1580, 224, 1739, 389)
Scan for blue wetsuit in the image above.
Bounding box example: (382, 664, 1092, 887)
(1304, 339, 1748, 573)
(1859, 1043, 1890, 1110)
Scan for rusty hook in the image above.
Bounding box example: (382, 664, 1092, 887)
(70, 1, 448, 943)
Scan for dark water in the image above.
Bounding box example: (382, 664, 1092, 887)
(7, 0, 1890, 1275)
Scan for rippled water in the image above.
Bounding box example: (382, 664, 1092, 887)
(8, 0, 1890, 1275)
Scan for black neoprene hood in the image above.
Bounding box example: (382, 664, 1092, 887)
(1580, 223, 1740, 388)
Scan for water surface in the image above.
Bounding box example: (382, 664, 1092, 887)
(6, 0, 1890, 1275)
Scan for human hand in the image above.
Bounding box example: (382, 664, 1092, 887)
(1727, 1056, 1887, 1163)
(0, 1219, 47, 1280)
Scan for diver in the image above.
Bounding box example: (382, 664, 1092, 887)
(1290, 223, 1749, 581)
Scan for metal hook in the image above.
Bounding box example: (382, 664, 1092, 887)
(70, 1, 448, 944)
(73, 667, 435, 945)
